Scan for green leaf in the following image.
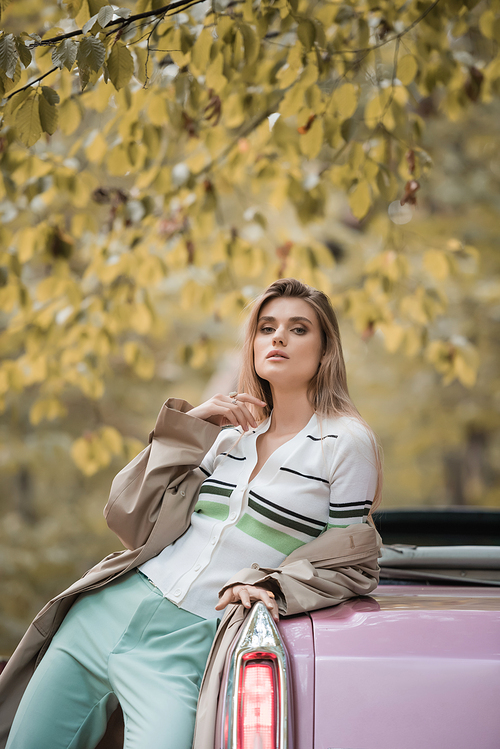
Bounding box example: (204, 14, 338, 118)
(297, 19, 316, 51)
(52, 38, 79, 71)
(97, 5, 114, 27)
(15, 94, 43, 147)
(14, 37, 32, 68)
(0, 33, 18, 79)
(39, 94, 59, 135)
(239, 22, 260, 65)
(107, 41, 134, 90)
(41, 86, 60, 105)
(77, 35, 106, 73)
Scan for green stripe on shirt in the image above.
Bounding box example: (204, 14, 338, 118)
(248, 497, 322, 538)
(236, 513, 305, 556)
(329, 507, 366, 519)
(194, 500, 229, 521)
(199, 484, 233, 498)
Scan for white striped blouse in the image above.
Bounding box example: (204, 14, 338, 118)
(139, 411, 378, 619)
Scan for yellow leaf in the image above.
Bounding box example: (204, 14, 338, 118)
(454, 346, 479, 388)
(85, 130, 107, 163)
(205, 52, 227, 93)
(423, 249, 450, 280)
(329, 83, 358, 119)
(71, 437, 96, 475)
(479, 10, 495, 40)
(397, 55, 418, 85)
(364, 89, 391, 127)
(300, 117, 323, 158)
(378, 323, 404, 353)
(147, 94, 167, 126)
(190, 28, 212, 74)
(130, 302, 152, 334)
(59, 98, 82, 135)
(29, 397, 65, 425)
(16, 227, 38, 262)
(349, 180, 371, 219)
(134, 350, 155, 379)
(279, 84, 305, 117)
(100, 426, 123, 455)
(106, 144, 131, 176)
(107, 41, 134, 90)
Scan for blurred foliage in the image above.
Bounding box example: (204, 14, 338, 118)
(0, 0, 500, 654)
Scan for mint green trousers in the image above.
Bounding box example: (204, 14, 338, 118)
(6, 571, 218, 749)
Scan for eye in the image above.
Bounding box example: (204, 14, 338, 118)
(260, 326, 275, 334)
(292, 327, 307, 335)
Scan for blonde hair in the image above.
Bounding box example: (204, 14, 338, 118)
(238, 278, 383, 512)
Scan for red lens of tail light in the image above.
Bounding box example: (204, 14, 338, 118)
(237, 654, 277, 749)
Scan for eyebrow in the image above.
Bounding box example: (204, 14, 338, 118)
(258, 315, 313, 325)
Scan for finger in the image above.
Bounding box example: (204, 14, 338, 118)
(238, 587, 252, 608)
(232, 393, 267, 408)
(218, 405, 240, 428)
(215, 589, 233, 610)
(231, 402, 258, 430)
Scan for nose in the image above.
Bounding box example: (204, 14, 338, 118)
(272, 327, 286, 346)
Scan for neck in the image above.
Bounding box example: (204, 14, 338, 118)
(267, 388, 314, 436)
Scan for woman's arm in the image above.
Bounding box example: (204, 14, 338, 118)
(104, 393, 266, 551)
(104, 398, 221, 550)
(217, 522, 381, 617)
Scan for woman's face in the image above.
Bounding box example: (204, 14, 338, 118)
(253, 296, 324, 393)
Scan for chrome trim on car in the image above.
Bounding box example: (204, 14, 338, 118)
(220, 601, 289, 749)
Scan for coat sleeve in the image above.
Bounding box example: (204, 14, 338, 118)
(217, 523, 381, 616)
(104, 397, 220, 550)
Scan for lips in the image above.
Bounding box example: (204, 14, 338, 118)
(266, 350, 289, 359)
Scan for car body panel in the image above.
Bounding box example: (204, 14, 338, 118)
(278, 613, 315, 749)
(311, 585, 500, 749)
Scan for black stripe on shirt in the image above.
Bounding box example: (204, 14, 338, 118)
(307, 434, 338, 441)
(329, 499, 373, 508)
(202, 478, 237, 489)
(280, 467, 329, 485)
(198, 465, 210, 477)
(220, 452, 246, 461)
(249, 490, 326, 529)
(248, 497, 324, 538)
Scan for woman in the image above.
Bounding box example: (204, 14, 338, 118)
(1, 278, 382, 749)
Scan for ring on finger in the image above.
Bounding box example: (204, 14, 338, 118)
(229, 390, 238, 405)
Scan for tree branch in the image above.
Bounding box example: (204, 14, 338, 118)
(29, 0, 205, 48)
(5, 66, 58, 100)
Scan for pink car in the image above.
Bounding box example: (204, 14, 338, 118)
(217, 509, 500, 749)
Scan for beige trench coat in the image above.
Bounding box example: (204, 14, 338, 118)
(0, 399, 381, 749)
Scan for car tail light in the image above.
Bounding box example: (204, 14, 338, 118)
(218, 602, 290, 749)
(237, 654, 277, 749)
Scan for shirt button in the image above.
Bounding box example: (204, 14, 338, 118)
(229, 512, 237, 521)
(210, 538, 217, 545)
(174, 588, 181, 597)
(180, 490, 186, 497)
(194, 564, 201, 571)
(251, 563, 259, 570)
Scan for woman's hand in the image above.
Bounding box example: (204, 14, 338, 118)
(187, 393, 266, 432)
(215, 584, 279, 621)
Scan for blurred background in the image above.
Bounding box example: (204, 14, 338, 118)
(1, 0, 499, 656)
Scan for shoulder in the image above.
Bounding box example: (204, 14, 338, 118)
(212, 424, 244, 453)
(314, 414, 376, 461)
